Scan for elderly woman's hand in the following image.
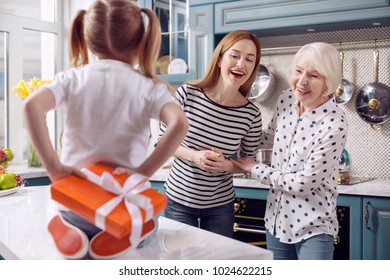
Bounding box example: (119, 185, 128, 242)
(231, 157, 257, 173)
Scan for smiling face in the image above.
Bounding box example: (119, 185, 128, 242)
(218, 39, 257, 90)
(291, 58, 329, 113)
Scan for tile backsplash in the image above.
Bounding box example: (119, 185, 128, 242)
(255, 27, 390, 180)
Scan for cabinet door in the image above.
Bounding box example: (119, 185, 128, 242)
(188, 4, 214, 80)
(214, 0, 390, 34)
(363, 197, 390, 260)
(26, 177, 51, 186)
(151, 181, 165, 193)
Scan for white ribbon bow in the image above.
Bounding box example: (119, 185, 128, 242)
(81, 168, 154, 245)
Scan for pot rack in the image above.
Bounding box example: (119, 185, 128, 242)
(261, 38, 390, 52)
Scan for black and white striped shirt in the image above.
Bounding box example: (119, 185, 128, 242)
(160, 84, 262, 209)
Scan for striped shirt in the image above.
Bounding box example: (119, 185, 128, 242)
(160, 84, 262, 209)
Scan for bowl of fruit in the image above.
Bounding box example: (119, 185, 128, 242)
(0, 168, 25, 197)
(0, 148, 25, 196)
(0, 147, 13, 168)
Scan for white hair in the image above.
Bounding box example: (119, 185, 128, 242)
(290, 42, 342, 96)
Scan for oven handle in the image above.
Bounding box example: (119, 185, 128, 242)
(233, 223, 266, 235)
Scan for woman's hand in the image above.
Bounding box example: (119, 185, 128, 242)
(192, 148, 225, 173)
(231, 157, 257, 173)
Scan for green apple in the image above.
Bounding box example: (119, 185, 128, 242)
(3, 148, 14, 161)
(0, 173, 17, 190)
(0, 161, 8, 169)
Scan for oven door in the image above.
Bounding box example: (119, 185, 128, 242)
(233, 198, 267, 248)
(232, 197, 351, 259)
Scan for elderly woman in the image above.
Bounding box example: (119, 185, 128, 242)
(233, 42, 348, 260)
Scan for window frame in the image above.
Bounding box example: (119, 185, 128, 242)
(0, 0, 65, 163)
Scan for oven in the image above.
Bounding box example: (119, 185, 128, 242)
(232, 197, 351, 260)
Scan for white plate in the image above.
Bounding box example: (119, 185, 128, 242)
(167, 58, 188, 74)
(0, 185, 21, 197)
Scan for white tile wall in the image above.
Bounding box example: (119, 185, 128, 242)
(255, 27, 390, 180)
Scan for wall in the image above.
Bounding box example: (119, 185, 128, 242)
(255, 26, 389, 180)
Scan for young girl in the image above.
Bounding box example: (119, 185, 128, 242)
(23, 0, 188, 259)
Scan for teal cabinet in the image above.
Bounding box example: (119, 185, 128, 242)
(188, 4, 215, 80)
(138, 1, 216, 83)
(151, 178, 390, 260)
(363, 196, 390, 260)
(26, 177, 51, 186)
(151, 181, 165, 193)
(214, 0, 390, 34)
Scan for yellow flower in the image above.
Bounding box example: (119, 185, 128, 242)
(12, 77, 52, 100)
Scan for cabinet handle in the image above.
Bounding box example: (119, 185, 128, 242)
(365, 202, 371, 230)
(233, 223, 266, 235)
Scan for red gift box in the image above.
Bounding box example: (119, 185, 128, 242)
(51, 162, 167, 239)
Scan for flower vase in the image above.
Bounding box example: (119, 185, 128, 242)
(27, 140, 43, 167)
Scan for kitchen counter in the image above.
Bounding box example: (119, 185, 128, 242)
(0, 186, 273, 260)
(7, 163, 47, 179)
(150, 168, 390, 198)
(7, 163, 390, 197)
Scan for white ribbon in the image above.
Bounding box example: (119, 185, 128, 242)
(81, 168, 154, 245)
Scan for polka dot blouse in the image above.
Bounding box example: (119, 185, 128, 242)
(252, 89, 348, 244)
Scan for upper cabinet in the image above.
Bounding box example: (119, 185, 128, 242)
(213, 0, 390, 34)
(140, 0, 195, 83)
(143, 0, 390, 82)
(154, 0, 189, 77)
(139, 0, 216, 83)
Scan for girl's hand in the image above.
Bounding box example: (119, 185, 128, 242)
(113, 167, 136, 176)
(48, 164, 86, 182)
(231, 157, 257, 173)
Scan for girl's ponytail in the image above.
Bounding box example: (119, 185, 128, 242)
(138, 8, 161, 79)
(69, 10, 88, 68)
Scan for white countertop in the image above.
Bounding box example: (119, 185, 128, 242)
(151, 168, 390, 198)
(7, 163, 47, 179)
(7, 163, 390, 197)
(0, 186, 273, 260)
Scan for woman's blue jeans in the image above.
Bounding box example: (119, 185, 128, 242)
(266, 231, 335, 260)
(164, 198, 235, 238)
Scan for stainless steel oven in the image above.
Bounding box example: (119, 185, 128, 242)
(232, 197, 351, 259)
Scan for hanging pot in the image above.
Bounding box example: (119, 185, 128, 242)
(335, 50, 354, 104)
(249, 64, 275, 102)
(355, 49, 390, 131)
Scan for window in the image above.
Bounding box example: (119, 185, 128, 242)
(153, 0, 189, 75)
(0, 0, 56, 22)
(0, 32, 5, 148)
(0, 0, 62, 163)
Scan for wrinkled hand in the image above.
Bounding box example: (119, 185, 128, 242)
(231, 157, 256, 173)
(193, 148, 225, 173)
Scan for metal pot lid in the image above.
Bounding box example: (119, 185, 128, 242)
(249, 64, 273, 102)
(335, 78, 354, 104)
(335, 50, 354, 104)
(355, 82, 390, 124)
